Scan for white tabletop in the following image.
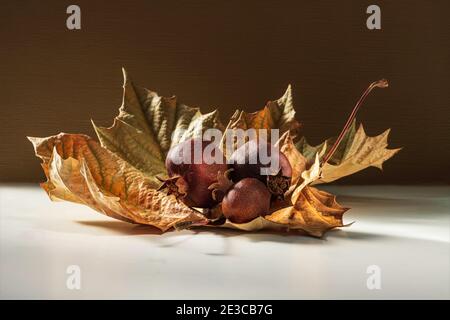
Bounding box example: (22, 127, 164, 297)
(0, 184, 448, 299)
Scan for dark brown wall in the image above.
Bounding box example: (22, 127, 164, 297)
(1, 0, 449, 184)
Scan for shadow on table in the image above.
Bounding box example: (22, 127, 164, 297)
(66, 218, 431, 257)
(73, 219, 387, 244)
(153, 228, 390, 256)
(75, 220, 163, 236)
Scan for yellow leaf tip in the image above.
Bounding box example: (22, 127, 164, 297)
(282, 84, 293, 98)
(121, 67, 130, 85)
(27, 136, 43, 147)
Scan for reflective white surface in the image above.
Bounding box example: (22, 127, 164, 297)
(0, 184, 449, 299)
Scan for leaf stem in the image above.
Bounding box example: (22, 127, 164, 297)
(320, 79, 389, 166)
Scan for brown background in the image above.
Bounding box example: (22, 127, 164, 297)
(1, 0, 449, 184)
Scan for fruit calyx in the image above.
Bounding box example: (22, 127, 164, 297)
(157, 175, 189, 200)
(266, 169, 291, 199)
(208, 169, 234, 202)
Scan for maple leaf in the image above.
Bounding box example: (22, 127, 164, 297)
(28, 133, 208, 231)
(227, 85, 299, 132)
(275, 131, 307, 187)
(221, 85, 301, 157)
(296, 120, 401, 184)
(265, 186, 349, 237)
(28, 71, 399, 237)
(92, 68, 224, 178)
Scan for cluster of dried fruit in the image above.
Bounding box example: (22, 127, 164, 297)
(162, 137, 291, 224)
(28, 69, 400, 237)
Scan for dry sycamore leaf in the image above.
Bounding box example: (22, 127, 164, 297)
(28, 133, 208, 231)
(227, 85, 299, 133)
(264, 186, 349, 237)
(221, 85, 301, 157)
(260, 150, 347, 238)
(28, 72, 399, 237)
(296, 120, 401, 184)
(221, 217, 283, 232)
(275, 131, 322, 198)
(291, 153, 322, 203)
(275, 131, 307, 186)
(93, 68, 224, 178)
(295, 119, 358, 166)
(318, 124, 400, 184)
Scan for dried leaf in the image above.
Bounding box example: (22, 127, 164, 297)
(275, 131, 307, 186)
(93, 68, 224, 177)
(221, 217, 283, 232)
(221, 85, 301, 156)
(28, 133, 208, 231)
(229, 85, 299, 133)
(265, 186, 349, 237)
(291, 153, 322, 202)
(296, 120, 400, 184)
(28, 73, 400, 238)
(295, 120, 357, 164)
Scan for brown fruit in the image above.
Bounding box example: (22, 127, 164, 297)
(164, 137, 229, 208)
(221, 178, 271, 224)
(229, 140, 292, 198)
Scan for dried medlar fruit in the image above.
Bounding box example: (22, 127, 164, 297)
(229, 139, 292, 198)
(161, 137, 228, 208)
(220, 177, 271, 224)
